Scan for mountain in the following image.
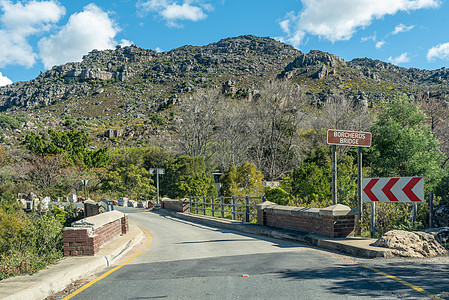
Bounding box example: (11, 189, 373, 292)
(0, 35, 299, 117)
(1, 35, 448, 146)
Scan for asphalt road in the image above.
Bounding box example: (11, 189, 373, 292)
(68, 208, 449, 300)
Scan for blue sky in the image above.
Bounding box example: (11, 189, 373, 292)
(1, 0, 449, 86)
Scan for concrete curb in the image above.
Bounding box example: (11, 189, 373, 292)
(0, 222, 144, 300)
(157, 209, 393, 259)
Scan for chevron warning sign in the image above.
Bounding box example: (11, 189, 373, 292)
(362, 177, 424, 203)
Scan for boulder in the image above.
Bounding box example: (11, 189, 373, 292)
(373, 230, 448, 258)
(435, 205, 449, 227)
(424, 227, 449, 245)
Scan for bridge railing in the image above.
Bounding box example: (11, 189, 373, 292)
(188, 196, 266, 223)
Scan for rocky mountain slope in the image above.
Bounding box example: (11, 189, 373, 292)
(1, 35, 448, 146)
(0, 35, 299, 117)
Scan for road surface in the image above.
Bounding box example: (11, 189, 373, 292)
(68, 208, 449, 299)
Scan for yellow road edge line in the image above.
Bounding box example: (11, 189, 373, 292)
(62, 227, 152, 300)
(360, 264, 443, 300)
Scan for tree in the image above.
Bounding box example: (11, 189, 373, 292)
(419, 98, 449, 168)
(26, 154, 69, 192)
(289, 146, 332, 206)
(248, 81, 309, 180)
(102, 164, 156, 200)
(176, 89, 222, 160)
(309, 93, 372, 152)
(23, 129, 110, 168)
(370, 98, 444, 190)
(211, 98, 254, 171)
(161, 155, 216, 198)
(220, 162, 265, 197)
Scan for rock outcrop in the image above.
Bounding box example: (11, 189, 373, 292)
(374, 230, 448, 258)
(424, 227, 449, 246)
(435, 205, 449, 227)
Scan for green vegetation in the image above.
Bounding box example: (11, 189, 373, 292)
(220, 162, 265, 197)
(0, 194, 81, 280)
(24, 129, 111, 168)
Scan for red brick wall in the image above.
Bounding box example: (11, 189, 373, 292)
(121, 214, 129, 234)
(258, 204, 355, 238)
(63, 214, 129, 256)
(161, 199, 189, 213)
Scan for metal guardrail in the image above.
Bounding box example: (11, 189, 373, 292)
(188, 196, 266, 222)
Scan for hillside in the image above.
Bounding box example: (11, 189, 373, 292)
(0, 35, 448, 147)
(0, 35, 299, 116)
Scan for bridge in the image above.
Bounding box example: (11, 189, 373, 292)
(1, 204, 448, 299)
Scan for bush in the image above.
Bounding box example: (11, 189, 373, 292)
(0, 196, 64, 280)
(220, 162, 265, 197)
(265, 187, 291, 206)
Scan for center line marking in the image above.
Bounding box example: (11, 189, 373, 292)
(360, 264, 443, 300)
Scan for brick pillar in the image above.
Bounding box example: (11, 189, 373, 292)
(121, 214, 129, 234)
(319, 204, 357, 237)
(254, 201, 276, 226)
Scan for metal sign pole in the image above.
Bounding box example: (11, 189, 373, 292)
(429, 191, 434, 228)
(332, 145, 337, 205)
(412, 203, 417, 224)
(357, 147, 362, 235)
(371, 202, 376, 238)
(156, 171, 160, 205)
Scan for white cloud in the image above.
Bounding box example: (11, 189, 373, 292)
(137, 0, 209, 27)
(119, 39, 133, 47)
(392, 23, 414, 35)
(376, 40, 385, 49)
(155, 47, 164, 52)
(388, 52, 410, 65)
(361, 34, 376, 42)
(427, 42, 449, 61)
(0, 0, 65, 68)
(280, 0, 441, 47)
(0, 72, 12, 86)
(38, 4, 120, 69)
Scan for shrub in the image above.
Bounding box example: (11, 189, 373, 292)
(265, 187, 291, 206)
(0, 196, 64, 280)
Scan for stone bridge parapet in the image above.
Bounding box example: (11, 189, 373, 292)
(63, 211, 129, 256)
(255, 201, 357, 238)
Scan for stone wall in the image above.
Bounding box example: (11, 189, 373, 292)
(256, 201, 357, 238)
(63, 211, 129, 256)
(161, 198, 189, 213)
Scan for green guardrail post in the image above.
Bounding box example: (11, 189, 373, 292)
(231, 196, 236, 220)
(245, 196, 250, 222)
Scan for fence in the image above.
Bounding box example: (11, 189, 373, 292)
(188, 196, 265, 222)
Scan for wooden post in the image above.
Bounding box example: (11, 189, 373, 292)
(332, 145, 337, 205)
(221, 196, 224, 218)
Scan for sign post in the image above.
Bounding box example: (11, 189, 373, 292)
(332, 145, 337, 205)
(81, 179, 89, 199)
(150, 168, 165, 205)
(363, 176, 424, 237)
(327, 129, 372, 232)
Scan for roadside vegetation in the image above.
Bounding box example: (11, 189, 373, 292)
(0, 194, 79, 280)
(0, 80, 448, 279)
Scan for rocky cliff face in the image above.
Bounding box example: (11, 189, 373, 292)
(1, 34, 449, 116)
(0, 35, 300, 114)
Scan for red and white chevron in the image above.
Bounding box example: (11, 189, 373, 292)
(362, 177, 424, 203)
